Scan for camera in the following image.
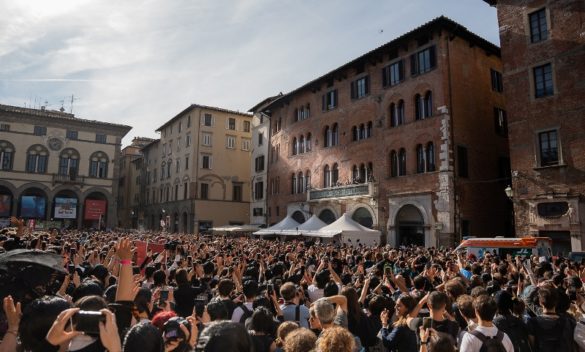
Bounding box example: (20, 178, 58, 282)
(72, 311, 106, 336)
(163, 316, 191, 341)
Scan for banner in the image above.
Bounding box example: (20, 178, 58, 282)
(84, 199, 106, 220)
(134, 240, 165, 268)
(21, 196, 46, 218)
(54, 197, 77, 219)
(0, 195, 11, 217)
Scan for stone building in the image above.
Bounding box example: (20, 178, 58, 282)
(258, 17, 512, 247)
(483, 0, 585, 253)
(0, 104, 131, 229)
(139, 104, 252, 233)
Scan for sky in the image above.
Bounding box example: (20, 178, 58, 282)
(0, 0, 498, 146)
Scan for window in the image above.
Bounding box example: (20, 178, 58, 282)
(185, 155, 189, 170)
(332, 163, 339, 186)
(292, 137, 298, 155)
(232, 184, 242, 201)
(204, 113, 213, 126)
(457, 146, 469, 177)
(416, 144, 425, 173)
(166, 160, 172, 178)
(415, 92, 433, 120)
(276, 206, 280, 217)
(161, 144, 166, 157)
(322, 89, 338, 111)
(228, 118, 236, 130)
(176, 159, 180, 173)
(298, 135, 305, 154)
(184, 182, 188, 199)
(160, 163, 165, 180)
(491, 69, 503, 92)
(26, 145, 48, 173)
(153, 168, 157, 183)
(305, 171, 311, 191)
(243, 120, 250, 132)
(255, 155, 265, 172)
(494, 108, 508, 137)
(323, 165, 331, 188)
(0, 124, 9, 131)
(305, 133, 312, 152)
(242, 138, 250, 151)
(253, 207, 263, 216)
(187, 115, 191, 127)
(226, 136, 236, 149)
(291, 173, 297, 194)
(186, 134, 192, 147)
(66, 130, 78, 140)
(350, 76, 369, 99)
(258, 132, 264, 146)
(390, 100, 405, 127)
(383, 60, 404, 87)
(202, 155, 212, 169)
(398, 148, 406, 176)
(529, 8, 548, 43)
(176, 138, 181, 152)
(95, 133, 107, 144)
(426, 142, 435, 172)
(534, 63, 553, 98)
(390, 151, 398, 177)
(0, 141, 14, 171)
(202, 133, 212, 146)
(200, 183, 209, 199)
(34, 126, 47, 136)
(178, 121, 182, 133)
(59, 148, 79, 177)
(410, 45, 436, 75)
(168, 140, 173, 154)
(332, 124, 339, 146)
(538, 130, 559, 166)
(254, 181, 264, 200)
(297, 172, 304, 194)
(415, 94, 423, 120)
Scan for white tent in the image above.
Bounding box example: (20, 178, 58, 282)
(313, 213, 382, 245)
(253, 216, 300, 236)
(211, 224, 261, 233)
(281, 215, 328, 236)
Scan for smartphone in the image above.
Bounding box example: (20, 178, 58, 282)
(73, 311, 105, 336)
(70, 248, 76, 256)
(160, 290, 169, 303)
(384, 266, 392, 276)
(422, 317, 432, 329)
(68, 264, 76, 275)
(132, 266, 140, 275)
(267, 283, 274, 295)
(187, 256, 193, 266)
(194, 299, 206, 317)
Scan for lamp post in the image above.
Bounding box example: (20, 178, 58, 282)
(504, 185, 514, 200)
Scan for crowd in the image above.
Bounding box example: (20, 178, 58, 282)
(0, 219, 584, 352)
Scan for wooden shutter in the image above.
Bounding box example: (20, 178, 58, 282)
(350, 81, 356, 99)
(410, 54, 417, 75)
(429, 46, 436, 68)
(365, 75, 370, 95)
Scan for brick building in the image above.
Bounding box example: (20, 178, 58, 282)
(257, 17, 512, 247)
(483, 0, 585, 253)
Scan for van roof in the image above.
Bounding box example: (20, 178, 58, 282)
(455, 237, 552, 250)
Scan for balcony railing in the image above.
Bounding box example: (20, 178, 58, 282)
(52, 173, 85, 186)
(309, 182, 372, 201)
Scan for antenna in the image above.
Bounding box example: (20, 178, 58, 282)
(70, 94, 79, 114)
(60, 99, 65, 112)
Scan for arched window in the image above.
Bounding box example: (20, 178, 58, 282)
(332, 123, 339, 146)
(367, 162, 374, 181)
(305, 133, 312, 152)
(292, 137, 298, 155)
(426, 142, 435, 172)
(299, 135, 305, 154)
(332, 163, 339, 186)
(359, 163, 366, 183)
(424, 91, 433, 118)
(399, 148, 407, 176)
(26, 145, 48, 173)
(0, 141, 15, 171)
(324, 126, 331, 147)
(390, 151, 398, 177)
(389, 103, 397, 127)
(305, 170, 311, 192)
(415, 94, 423, 120)
(167, 160, 172, 178)
(359, 124, 365, 140)
(59, 148, 79, 177)
(397, 100, 405, 125)
(297, 172, 304, 193)
(416, 144, 425, 173)
(291, 173, 297, 194)
(352, 126, 358, 141)
(161, 162, 166, 180)
(323, 165, 331, 188)
(89, 151, 109, 178)
(352, 165, 359, 182)
(366, 121, 372, 138)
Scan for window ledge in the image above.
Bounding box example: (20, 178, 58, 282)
(533, 163, 567, 171)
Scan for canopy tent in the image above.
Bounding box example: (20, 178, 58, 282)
(312, 213, 382, 245)
(210, 224, 261, 233)
(253, 215, 300, 236)
(281, 215, 328, 236)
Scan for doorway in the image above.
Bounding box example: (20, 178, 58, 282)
(396, 205, 425, 246)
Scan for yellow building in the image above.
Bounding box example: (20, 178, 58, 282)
(140, 104, 252, 233)
(0, 104, 131, 229)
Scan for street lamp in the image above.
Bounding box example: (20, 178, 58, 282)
(504, 185, 513, 200)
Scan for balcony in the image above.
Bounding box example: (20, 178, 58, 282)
(52, 173, 86, 187)
(309, 182, 374, 201)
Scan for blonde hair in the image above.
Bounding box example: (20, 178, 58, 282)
(316, 326, 355, 352)
(275, 321, 299, 347)
(283, 327, 317, 352)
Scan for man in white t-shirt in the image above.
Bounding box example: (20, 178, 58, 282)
(459, 295, 513, 352)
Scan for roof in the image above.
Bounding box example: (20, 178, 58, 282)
(248, 94, 283, 113)
(0, 103, 132, 134)
(483, 0, 497, 5)
(155, 103, 253, 132)
(261, 16, 500, 110)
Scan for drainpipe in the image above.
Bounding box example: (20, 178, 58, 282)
(446, 29, 459, 246)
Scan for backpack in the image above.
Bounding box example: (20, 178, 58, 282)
(239, 304, 254, 324)
(533, 315, 572, 352)
(470, 330, 507, 352)
(494, 315, 532, 352)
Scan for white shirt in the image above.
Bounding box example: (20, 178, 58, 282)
(231, 302, 254, 323)
(459, 325, 514, 352)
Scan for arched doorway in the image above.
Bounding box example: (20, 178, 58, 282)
(0, 185, 13, 219)
(83, 192, 108, 229)
(291, 211, 306, 224)
(352, 207, 373, 228)
(182, 212, 188, 233)
(19, 187, 47, 220)
(53, 190, 79, 229)
(318, 209, 336, 224)
(396, 205, 425, 246)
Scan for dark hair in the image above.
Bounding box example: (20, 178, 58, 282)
(217, 279, 235, 297)
(429, 335, 456, 352)
(248, 307, 275, 335)
(368, 295, 393, 317)
(74, 294, 108, 311)
(153, 270, 167, 287)
(135, 287, 153, 315)
(341, 287, 362, 323)
(413, 275, 427, 290)
(243, 280, 259, 299)
(456, 295, 475, 319)
(280, 282, 297, 302)
(315, 270, 330, 289)
(538, 286, 558, 310)
(123, 322, 164, 352)
(144, 266, 156, 279)
(428, 291, 448, 310)
(195, 321, 254, 352)
(323, 281, 338, 297)
(71, 279, 104, 302)
(175, 269, 189, 286)
(19, 295, 71, 352)
(206, 301, 229, 321)
(470, 286, 488, 298)
(473, 295, 497, 321)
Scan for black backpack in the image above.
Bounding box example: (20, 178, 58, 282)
(533, 315, 572, 352)
(239, 304, 254, 324)
(470, 330, 507, 352)
(494, 315, 532, 352)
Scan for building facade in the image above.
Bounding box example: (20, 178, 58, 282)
(484, 0, 585, 253)
(139, 104, 253, 233)
(0, 104, 131, 229)
(259, 17, 512, 247)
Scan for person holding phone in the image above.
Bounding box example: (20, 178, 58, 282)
(380, 294, 418, 352)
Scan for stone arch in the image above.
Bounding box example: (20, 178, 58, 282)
(317, 207, 338, 225)
(348, 203, 377, 229)
(18, 184, 50, 219)
(387, 199, 432, 247)
(291, 210, 306, 224)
